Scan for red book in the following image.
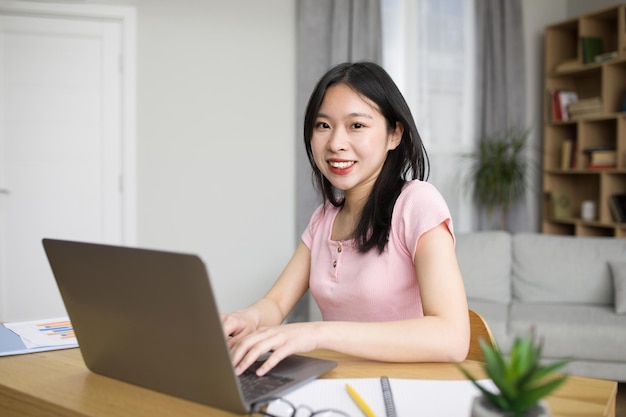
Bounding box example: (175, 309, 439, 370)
(587, 164, 616, 170)
(551, 90, 562, 121)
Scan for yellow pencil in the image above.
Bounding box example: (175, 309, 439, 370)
(346, 383, 378, 417)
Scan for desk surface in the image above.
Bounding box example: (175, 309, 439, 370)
(0, 348, 617, 417)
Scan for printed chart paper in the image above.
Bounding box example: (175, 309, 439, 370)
(3, 317, 78, 349)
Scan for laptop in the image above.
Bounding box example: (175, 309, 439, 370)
(42, 238, 336, 414)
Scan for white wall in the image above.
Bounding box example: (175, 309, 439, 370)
(81, 0, 297, 314)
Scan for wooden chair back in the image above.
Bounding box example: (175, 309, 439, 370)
(466, 309, 498, 362)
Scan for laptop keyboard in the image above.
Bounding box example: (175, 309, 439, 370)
(239, 362, 294, 401)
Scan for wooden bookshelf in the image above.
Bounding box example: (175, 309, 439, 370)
(542, 3, 626, 238)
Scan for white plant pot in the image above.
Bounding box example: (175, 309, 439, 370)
(470, 396, 550, 417)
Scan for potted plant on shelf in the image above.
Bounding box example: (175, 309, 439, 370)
(459, 332, 569, 417)
(464, 126, 531, 231)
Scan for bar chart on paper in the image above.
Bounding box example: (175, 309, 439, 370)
(36, 320, 76, 342)
(1, 317, 78, 355)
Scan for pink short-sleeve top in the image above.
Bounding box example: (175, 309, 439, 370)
(301, 180, 453, 322)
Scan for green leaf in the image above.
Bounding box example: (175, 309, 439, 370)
(463, 330, 570, 413)
(516, 376, 569, 408)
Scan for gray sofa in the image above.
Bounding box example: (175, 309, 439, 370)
(456, 231, 626, 382)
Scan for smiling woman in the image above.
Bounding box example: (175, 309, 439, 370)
(310, 84, 402, 207)
(221, 61, 469, 378)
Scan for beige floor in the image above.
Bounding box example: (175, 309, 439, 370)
(617, 383, 626, 417)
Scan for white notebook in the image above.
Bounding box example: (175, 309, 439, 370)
(269, 377, 496, 416)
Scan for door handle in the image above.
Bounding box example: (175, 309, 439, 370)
(0, 189, 9, 194)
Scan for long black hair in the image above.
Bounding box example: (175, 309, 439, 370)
(303, 61, 430, 254)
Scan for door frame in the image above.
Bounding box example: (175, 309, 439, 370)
(0, 0, 137, 244)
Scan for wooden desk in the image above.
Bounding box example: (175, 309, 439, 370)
(0, 348, 617, 417)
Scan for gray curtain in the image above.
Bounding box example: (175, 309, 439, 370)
(474, 0, 528, 232)
(290, 0, 382, 322)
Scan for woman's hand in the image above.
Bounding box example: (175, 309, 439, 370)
(220, 310, 259, 348)
(229, 322, 320, 376)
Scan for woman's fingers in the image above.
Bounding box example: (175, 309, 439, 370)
(230, 323, 318, 376)
(231, 327, 285, 375)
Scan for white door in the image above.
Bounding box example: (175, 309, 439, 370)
(0, 12, 130, 321)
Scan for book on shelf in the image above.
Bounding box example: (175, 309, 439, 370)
(559, 91, 578, 120)
(594, 51, 618, 63)
(548, 90, 561, 121)
(569, 97, 601, 112)
(568, 96, 602, 118)
(590, 151, 616, 165)
(588, 164, 617, 170)
(584, 147, 617, 168)
(548, 89, 578, 121)
(584, 146, 617, 166)
(609, 194, 626, 223)
(560, 139, 574, 170)
(581, 37, 603, 64)
(550, 190, 572, 219)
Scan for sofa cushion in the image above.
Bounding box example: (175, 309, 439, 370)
(609, 261, 626, 314)
(510, 302, 626, 362)
(457, 231, 512, 303)
(512, 234, 626, 305)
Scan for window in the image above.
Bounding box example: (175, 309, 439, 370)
(382, 0, 476, 232)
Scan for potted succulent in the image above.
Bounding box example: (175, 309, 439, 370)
(459, 332, 569, 417)
(464, 127, 531, 231)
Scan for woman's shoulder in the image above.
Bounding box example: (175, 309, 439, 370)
(398, 179, 445, 202)
(394, 180, 451, 221)
(392, 180, 454, 250)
